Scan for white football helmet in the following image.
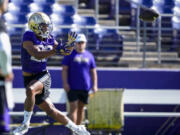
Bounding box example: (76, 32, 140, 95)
(28, 12, 53, 38)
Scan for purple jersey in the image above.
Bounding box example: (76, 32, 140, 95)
(62, 50, 96, 91)
(21, 31, 55, 73)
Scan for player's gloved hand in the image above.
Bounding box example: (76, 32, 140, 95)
(67, 32, 77, 46)
(56, 32, 77, 56)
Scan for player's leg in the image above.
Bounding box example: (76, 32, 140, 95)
(69, 101, 78, 124)
(13, 71, 49, 135)
(22, 80, 44, 125)
(76, 90, 89, 125)
(77, 100, 86, 125)
(67, 90, 79, 124)
(38, 98, 68, 124)
(13, 79, 44, 135)
(24, 80, 43, 112)
(38, 98, 90, 135)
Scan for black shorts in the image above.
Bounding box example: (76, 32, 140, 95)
(0, 84, 10, 132)
(67, 90, 89, 104)
(23, 71, 51, 105)
(0, 85, 6, 115)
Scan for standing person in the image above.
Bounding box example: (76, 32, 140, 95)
(0, 0, 14, 134)
(13, 12, 90, 135)
(62, 34, 98, 125)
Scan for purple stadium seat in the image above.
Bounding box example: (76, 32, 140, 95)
(73, 15, 96, 25)
(152, 0, 164, 13)
(52, 27, 71, 38)
(172, 16, 180, 30)
(29, 3, 53, 15)
(52, 4, 75, 16)
(142, 0, 153, 8)
(72, 15, 96, 34)
(8, 3, 30, 15)
(11, 0, 33, 5)
(175, 0, 180, 7)
(8, 27, 25, 35)
(51, 14, 74, 25)
(152, 0, 174, 14)
(173, 4, 180, 28)
(165, 0, 174, 6)
(4, 12, 27, 24)
(29, 3, 43, 13)
(119, 0, 131, 15)
(33, 0, 55, 4)
(70, 24, 83, 33)
(131, 0, 142, 8)
(163, 6, 173, 14)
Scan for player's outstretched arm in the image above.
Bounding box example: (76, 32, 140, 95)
(23, 41, 56, 60)
(55, 32, 77, 56)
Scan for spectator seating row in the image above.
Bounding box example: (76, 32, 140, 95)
(7, 2, 75, 16)
(84, 0, 175, 28)
(6, 0, 123, 61)
(11, 0, 55, 5)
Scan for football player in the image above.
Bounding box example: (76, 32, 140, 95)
(13, 12, 90, 135)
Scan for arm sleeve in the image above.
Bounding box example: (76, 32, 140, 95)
(0, 33, 12, 76)
(90, 54, 96, 69)
(23, 31, 34, 42)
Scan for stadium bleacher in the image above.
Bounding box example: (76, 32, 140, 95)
(5, 0, 124, 67)
(4, 0, 180, 68)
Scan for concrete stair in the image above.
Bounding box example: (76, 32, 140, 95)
(98, 20, 116, 26)
(57, 0, 75, 5)
(77, 9, 95, 16)
(122, 52, 178, 58)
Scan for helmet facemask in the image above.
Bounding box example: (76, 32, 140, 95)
(38, 22, 53, 38)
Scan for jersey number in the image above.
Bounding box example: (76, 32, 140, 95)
(31, 45, 53, 62)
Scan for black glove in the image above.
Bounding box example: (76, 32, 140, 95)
(56, 32, 77, 56)
(139, 7, 159, 22)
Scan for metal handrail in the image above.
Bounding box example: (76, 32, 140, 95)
(6, 23, 175, 31)
(10, 111, 180, 117)
(124, 112, 180, 117)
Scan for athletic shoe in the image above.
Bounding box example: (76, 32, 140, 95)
(73, 125, 90, 135)
(13, 123, 29, 135)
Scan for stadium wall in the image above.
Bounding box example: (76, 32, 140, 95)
(12, 67, 180, 135)
(13, 67, 180, 89)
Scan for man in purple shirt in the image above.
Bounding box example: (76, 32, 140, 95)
(13, 12, 90, 135)
(62, 34, 98, 125)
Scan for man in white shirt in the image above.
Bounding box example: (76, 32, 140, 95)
(0, 0, 14, 134)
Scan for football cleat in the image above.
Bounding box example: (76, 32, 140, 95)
(13, 123, 29, 135)
(73, 125, 90, 135)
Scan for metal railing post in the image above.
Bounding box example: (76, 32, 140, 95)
(74, 0, 78, 14)
(136, 5, 140, 52)
(116, 0, 119, 26)
(142, 22, 147, 68)
(158, 16, 162, 64)
(95, 0, 99, 24)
